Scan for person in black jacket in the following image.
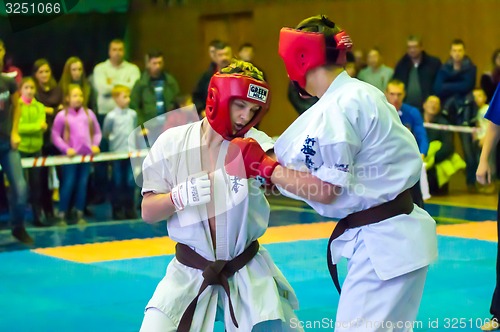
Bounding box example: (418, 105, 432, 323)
(192, 41, 232, 117)
(393, 35, 441, 110)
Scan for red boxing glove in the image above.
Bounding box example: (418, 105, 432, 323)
(225, 137, 279, 185)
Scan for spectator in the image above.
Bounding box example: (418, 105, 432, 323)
(103, 85, 138, 220)
(238, 43, 255, 62)
(474, 88, 490, 148)
(130, 50, 180, 127)
(353, 49, 366, 76)
(434, 39, 478, 192)
(207, 39, 221, 73)
(93, 39, 140, 119)
(358, 48, 394, 91)
(386, 79, 429, 207)
(59, 56, 93, 109)
(481, 49, 500, 103)
(0, 39, 22, 85)
(33, 58, 63, 221)
(192, 40, 232, 116)
(393, 35, 442, 110)
(423, 95, 465, 195)
(51, 85, 101, 225)
(17, 77, 48, 226)
(0, 72, 32, 243)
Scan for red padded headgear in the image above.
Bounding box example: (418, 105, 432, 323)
(206, 73, 271, 140)
(278, 24, 352, 90)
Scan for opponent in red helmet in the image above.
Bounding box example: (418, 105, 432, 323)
(278, 15, 353, 98)
(205, 60, 271, 140)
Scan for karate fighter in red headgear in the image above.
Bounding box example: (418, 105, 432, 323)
(139, 59, 303, 332)
(227, 15, 437, 331)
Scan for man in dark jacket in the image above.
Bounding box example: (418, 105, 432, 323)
(393, 35, 441, 110)
(130, 50, 180, 126)
(434, 39, 478, 191)
(192, 41, 232, 117)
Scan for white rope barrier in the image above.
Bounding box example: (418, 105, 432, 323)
(423, 122, 478, 134)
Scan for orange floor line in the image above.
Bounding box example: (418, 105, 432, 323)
(34, 221, 499, 263)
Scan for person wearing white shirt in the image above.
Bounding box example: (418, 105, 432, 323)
(93, 39, 140, 117)
(229, 15, 437, 331)
(139, 60, 301, 332)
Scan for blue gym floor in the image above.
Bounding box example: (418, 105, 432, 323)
(0, 195, 498, 331)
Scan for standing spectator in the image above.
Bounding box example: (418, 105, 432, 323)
(93, 39, 140, 204)
(434, 39, 478, 192)
(51, 85, 101, 225)
(0, 73, 32, 243)
(130, 50, 180, 127)
(93, 39, 140, 117)
(59, 56, 93, 109)
(481, 49, 500, 103)
(353, 49, 366, 76)
(17, 77, 47, 226)
(0, 39, 22, 85)
(393, 35, 442, 110)
(33, 58, 63, 221)
(357, 48, 394, 92)
(192, 41, 232, 116)
(103, 85, 138, 220)
(386, 79, 429, 207)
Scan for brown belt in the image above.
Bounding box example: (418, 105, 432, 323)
(327, 189, 414, 293)
(175, 240, 259, 332)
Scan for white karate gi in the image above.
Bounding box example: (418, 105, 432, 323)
(140, 120, 300, 332)
(274, 71, 438, 331)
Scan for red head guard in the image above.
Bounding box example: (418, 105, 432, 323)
(278, 26, 353, 89)
(206, 73, 271, 140)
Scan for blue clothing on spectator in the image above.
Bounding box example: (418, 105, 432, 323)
(398, 103, 429, 155)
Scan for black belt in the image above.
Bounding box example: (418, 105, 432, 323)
(327, 189, 414, 293)
(175, 240, 259, 332)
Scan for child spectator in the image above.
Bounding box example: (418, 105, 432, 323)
(102, 85, 138, 220)
(51, 84, 101, 225)
(17, 77, 48, 226)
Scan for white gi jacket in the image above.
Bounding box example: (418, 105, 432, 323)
(274, 71, 437, 280)
(141, 121, 298, 331)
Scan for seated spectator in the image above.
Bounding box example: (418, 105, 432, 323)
(473, 88, 490, 147)
(480, 49, 500, 103)
(423, 95, 465, 195)
(358, 48, 394, 91)
(17, 77, 48, 227)
(386, 79, 429, 207)
(51, 85, 102, 226)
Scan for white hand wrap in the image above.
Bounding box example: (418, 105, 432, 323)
(170, 172, 211, 211)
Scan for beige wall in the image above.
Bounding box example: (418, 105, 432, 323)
(129, 0, 500, 137)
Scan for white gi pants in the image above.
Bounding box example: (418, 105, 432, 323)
(335, 235, 428, 332)
(139, 289, 302, 332)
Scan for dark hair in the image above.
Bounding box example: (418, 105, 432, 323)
(146, 49, 164, 60)
(407, 35, 422, 45)
(451, 39, 465, 47)
(209, 39, 222, 48)
(346, 51, 355, 63)
(32, 58, 57, 89)
(238, 43, 254, 52)
(212, 40, 229, 51)
(296, 15, 344, 64)
(220, 59, 265, 81)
